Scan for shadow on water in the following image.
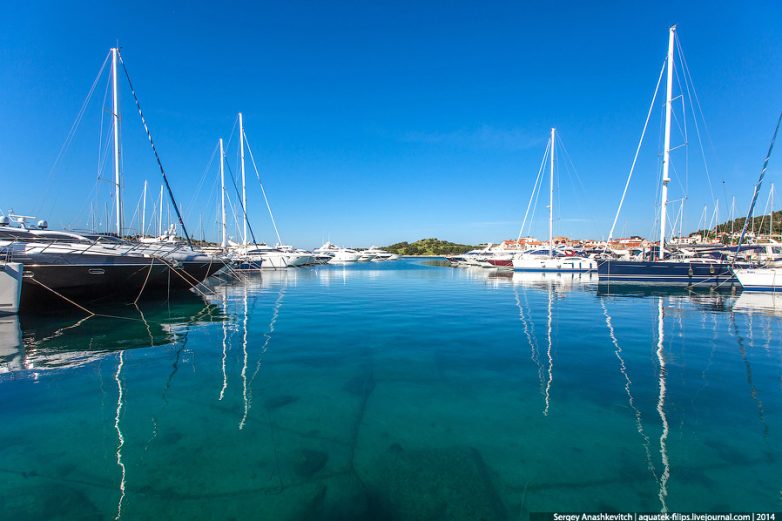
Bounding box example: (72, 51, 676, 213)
(0, 292, 221, 374)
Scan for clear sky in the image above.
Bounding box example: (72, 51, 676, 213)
(1, 1, 780, 248)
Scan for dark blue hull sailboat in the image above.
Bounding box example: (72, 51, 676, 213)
(597, 259, 735, 286)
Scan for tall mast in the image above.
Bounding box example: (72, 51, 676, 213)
(239, 113, 247, 246)
(220, 138, 227, 250)
(714, 200, 719, 239)
(111, 47, 122, 237)
(549, 128, 555, 258)
(141, 180, 147, 238)
(158, 184, 163, 237)
(658, 25, 676, 259)
(771, 183, 775, 237)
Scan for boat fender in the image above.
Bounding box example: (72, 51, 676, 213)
(709, 264, 715, 274)
(688, 266, 693, 277)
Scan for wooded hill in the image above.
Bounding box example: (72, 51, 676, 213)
(384, 238, 479, 255)
(694, 209, 782, 240)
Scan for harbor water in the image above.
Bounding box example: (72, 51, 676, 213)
(0, 259, 780, 519)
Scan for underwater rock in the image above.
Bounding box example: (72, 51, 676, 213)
(265, 394, 300, 410)
(362, 444, 508, 521)
(294, 448, 329, 478)
(0, 483, 102, 520)
(343, 374, 376, 397)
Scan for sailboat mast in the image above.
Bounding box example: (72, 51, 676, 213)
(549, 127, 555, 258)
(771, 183, 775, 237)
(111, 47, 122, 237)
(141, 180, 147, 238)
(658, 26, 676, 258)
(220, 138, 227, 250)
(158, 184, 163, 237)
(239, 113, 247, 246)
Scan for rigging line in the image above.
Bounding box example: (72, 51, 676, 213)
(528, 159, 547, 239)
(517, 141, 550, 241)
(557, 134, 591, 229)
(223, 159, 260, 248)
(557, 135, 587, 194)
(734, 111, 782, 262)
(243, 132, 283, 246)
(608, 58, 667, 243)
(37, 52, 112, 217)
(116, 50, 193, 247)
(676, 47, 717, 208)
(185, 141, 220, 221)
(676, 36, 720, 163)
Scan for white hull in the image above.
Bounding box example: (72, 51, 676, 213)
(512, 255, 596, 272)
(328, 251, 360, 263)
(733, 267, 782, 292)
(0, 263, 23, 314)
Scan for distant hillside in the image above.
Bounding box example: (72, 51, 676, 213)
(384, 238, 478, 256)
(694, 209, 782, 240)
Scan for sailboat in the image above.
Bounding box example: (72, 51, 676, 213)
(223, 113, 315, 270)
(597, 26, 735, 286)
(731, 113, 782, 292)
(512, 128, 596, 273)
(3, 48, 223, 312)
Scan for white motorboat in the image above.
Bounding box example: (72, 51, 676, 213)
(358, 246, 400, 261)
(313, 242, 360, 263)
(0, 262, 23, 315)
(232, 243, 311, 269)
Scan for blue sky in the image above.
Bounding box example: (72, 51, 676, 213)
(1, 1, 780, 247)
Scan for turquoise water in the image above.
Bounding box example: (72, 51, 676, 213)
(1, 259, 781, 520)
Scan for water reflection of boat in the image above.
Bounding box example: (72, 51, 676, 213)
(0, 315, 22, 373)
(0, 294, 218, 374)
(510, 274, 564, 415)
(732, 291, 782, 316)
(511, 271, 595, 290)
(490, 270, 595, 291)
(597, 282, 734, 313)
(600, 295, 670, 512)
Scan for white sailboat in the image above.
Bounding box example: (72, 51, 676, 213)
(731, 111, 782, 292)
(512, 128, 596, 272)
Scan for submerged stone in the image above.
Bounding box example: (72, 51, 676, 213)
(265, 394, 300, 410)
(343, 374, 375, 397)
(294, 448, 329, 478)
(361, 445, 508, 521)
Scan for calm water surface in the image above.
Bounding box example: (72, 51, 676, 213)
(1, 260, 780, 520)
